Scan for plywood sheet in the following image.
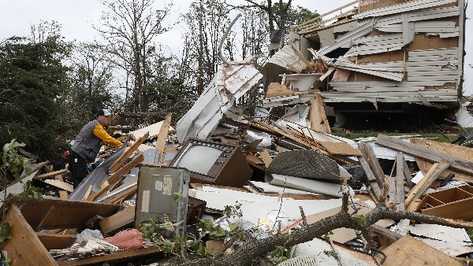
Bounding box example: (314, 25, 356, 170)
(382, 236, 461, 266)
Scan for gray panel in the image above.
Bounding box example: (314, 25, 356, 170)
(136, 167, 189, 236)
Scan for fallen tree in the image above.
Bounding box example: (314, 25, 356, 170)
(182, 194, 473, 266)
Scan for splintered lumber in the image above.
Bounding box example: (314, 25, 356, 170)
(55, 175, 69, 199)
(102, 183, 137, 204)
(35, 169, 69, 180)
(110, 132, 149, 173)
(310, 93, 331, 134)
(382, 236, 462, 266)
(99, 206, 135, 234)
(411, 138, 473, 182)
(358, 156, 383, 201)
(376, 134, 473, 177)
(43, 179, 74, 193)
(405, 161, 450, 211)
(154, 113, 172, 165)
(358, 142, 385, 188)
(3, 205, 57, 266)
(386, 152, 406, 211)
(92, 153, 144, 201)
(259, 150, 273, 168)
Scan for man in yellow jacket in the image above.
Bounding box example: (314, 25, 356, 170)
(69, 109, 123, 187)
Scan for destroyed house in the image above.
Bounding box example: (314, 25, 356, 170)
(264, 0, 467, 125)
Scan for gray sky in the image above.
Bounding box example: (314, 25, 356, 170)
(0, 0, 471, 95)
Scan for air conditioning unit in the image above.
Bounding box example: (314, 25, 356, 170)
(135, 166, 190, 236)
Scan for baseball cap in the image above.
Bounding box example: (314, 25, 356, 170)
(97, 109, 112, 117)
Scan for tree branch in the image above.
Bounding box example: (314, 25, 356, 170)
(181, 201, 473, 266)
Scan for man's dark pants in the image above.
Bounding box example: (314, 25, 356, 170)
(69, 150, 88, 187)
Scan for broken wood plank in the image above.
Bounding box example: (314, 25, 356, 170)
(406, 161, 450, 211)
(258, 150, 273, 168)
(110, 132, 149, 173)
(92, 153, 143, 201)
(103, 184, 137, 205)
(309, 93, 331, 134)
(376, 134, 473, 176)
(411, 138, 473, 182)
(35, 169, 69, 180)
(55, 175, 69, 199)
(358, 142, 385, 188)
(154, 113, 172, 165)
(3, 205, 57, 266)
(37, 232, 76, 250)
(358, 155, 383, 201)
(82, 185, 93, 201)
(390, 152, 406, 212)
(99, 206, 135, 234)
(43, 179, 74, 193)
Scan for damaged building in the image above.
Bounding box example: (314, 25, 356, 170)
(264, 0, 467, 128)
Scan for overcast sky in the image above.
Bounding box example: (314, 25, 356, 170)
(0, 0, 471, 94)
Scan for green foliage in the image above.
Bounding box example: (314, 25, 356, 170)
(17, 180, 44, 200)
(268, 245, 290, 264)
(0, 223, 11, 245)
(0, 22, 72, 160)
(0, 139, 30, 182)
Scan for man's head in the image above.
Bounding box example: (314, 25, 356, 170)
(96, 109, 112, 126)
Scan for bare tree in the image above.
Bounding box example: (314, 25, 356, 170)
(184, 0, 233, 94)
(97, 0, 169, 112)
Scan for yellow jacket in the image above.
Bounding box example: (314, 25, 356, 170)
(93, 123, 123, 148)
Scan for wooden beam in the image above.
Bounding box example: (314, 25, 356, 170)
(110, 132, 149, 173)
(55, 175, 69, 199)
(309, 93, 331, 134)
(154, 113, 172, 165)
(43, 179, 73, 192)
(92, 153, 143, 201)
(358, 155, 383, 201)
(103, 184, 137, 205)
(99, 206, 135, 234)
(411, 138, 473, 182)
(359, 142, 385, 188)
(376, 134, 473, 176)
(35, 169, 69, 180)
(387, 152, 406, 211)
(406, 161, 450, 211)
(3, 205, 57, 266)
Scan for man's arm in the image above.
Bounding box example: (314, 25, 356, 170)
(93, 124, 123, 148)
